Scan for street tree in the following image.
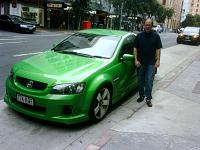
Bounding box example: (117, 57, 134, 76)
(165, 8, 174, 20)
(155, 5, 166, 23)
(71, 0, 91, 30)
(181, 14, 200, 27)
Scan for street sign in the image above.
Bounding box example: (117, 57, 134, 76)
(47, 3, 62, 8)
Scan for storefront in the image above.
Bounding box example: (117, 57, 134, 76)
(0, 0, 44, 27)
(46, 0, 65, 29)
(21, 6, 44, 26)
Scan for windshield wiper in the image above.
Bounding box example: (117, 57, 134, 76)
(92, 55, 109, 59)
(55, 50, 93, 58)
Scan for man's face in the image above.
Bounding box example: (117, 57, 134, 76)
(144, 20, 152, 33)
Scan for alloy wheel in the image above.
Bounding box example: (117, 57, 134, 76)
(93, 88, 110, 119)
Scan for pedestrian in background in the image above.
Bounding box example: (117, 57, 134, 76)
(133, 18, 162, 107)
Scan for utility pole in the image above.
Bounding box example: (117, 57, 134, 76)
(119, 2, 123, 30)
(44, 0, 47, 28)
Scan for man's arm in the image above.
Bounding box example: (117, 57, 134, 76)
(155, 34, 162, 68)
(133, 47, 141, 67)
(155, 48, 161, 68)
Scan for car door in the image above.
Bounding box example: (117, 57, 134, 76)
(113, 35, 138, 100)
(0, 15, 6, 29)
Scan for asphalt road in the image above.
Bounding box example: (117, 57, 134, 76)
(0, 30, 178, 100)
(0, 30, 70, 100)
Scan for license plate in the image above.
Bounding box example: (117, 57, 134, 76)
(16, 93, 34, 106)
(185, 36, 190, 40)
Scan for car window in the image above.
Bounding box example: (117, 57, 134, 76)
(10, 15, 23, 23)
(53, 33, 120, 58)
(119, 35, 135, 57)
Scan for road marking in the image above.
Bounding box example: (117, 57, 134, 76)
(0, 38, 26, 41)
(13, 52, 43, 57)
(13, 33, 66, 38)
(0, 41, 26, 45)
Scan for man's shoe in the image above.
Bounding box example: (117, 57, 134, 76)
(146, 99, 152, 107)
(137, 96, 144, 103)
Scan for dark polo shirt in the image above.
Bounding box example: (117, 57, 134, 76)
(134, 31, 162, 66)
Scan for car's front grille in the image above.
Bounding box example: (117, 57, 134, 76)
(16, 76, 47, 90)
(27, 25, 34, 27)
(184, 35, 192, 40)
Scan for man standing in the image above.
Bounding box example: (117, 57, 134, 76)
(133, 18, 162, 107)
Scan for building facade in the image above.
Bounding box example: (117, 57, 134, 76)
(181, 0, 190, 22)
(0, 0, 111, 29)
(188, 0, 200, 15)
(0, 0, 44, 26)
(158, 0, 183, 31)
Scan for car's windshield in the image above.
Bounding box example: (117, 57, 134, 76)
(53, 33, 120, 58)
(10, 15, 23, 23)
(183, 27, 199, 34)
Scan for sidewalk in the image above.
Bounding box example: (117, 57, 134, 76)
(36, 27, 75, 34)
(86, 44, 200, 150)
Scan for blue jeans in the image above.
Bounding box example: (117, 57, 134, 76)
(137, 65, 155, 100)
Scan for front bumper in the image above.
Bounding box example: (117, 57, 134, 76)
(19, 26, 36, 33)
(4, 79, 89, 124)
(177, 36, 200, 45)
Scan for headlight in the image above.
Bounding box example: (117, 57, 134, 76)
(20, 24, 28, 28)
(50, 83, 86, 95)
(193, 35, 199, 38)
(179, 33, 184, 36)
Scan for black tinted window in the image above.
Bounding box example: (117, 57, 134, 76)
(120, 35, 135, 56)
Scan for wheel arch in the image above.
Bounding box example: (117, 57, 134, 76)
(82, 74, 114, 113)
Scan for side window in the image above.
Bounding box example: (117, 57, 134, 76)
(120, 35, 135, 57)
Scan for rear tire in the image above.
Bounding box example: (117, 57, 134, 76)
(89, 86, 111, 123)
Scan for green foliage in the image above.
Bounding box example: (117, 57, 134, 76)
(71, 0, 91, 29)
(72, 0, 91, 13)
(165, 8, 174, 19)
(111, 0, 174, 23)
(181, 14, 200, 27)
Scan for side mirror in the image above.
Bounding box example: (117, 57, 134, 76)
(120, 54, 134, 61)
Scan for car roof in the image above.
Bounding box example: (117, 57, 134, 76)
(78, 29, 132, 37)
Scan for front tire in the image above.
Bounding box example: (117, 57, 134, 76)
(89, 87, 111, 123)
(177, 39, 181, 44)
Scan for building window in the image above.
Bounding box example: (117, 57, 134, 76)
(191, 3, 194, 7)
(196, 9, 198, 12)
(162, 0, 166, 5)
(197, 4, 199, 7)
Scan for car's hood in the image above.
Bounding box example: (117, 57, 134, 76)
(183, 32, 199, 36)
(14, 51, 108, 84)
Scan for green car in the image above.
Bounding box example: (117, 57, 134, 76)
(4, 29, 138, 124)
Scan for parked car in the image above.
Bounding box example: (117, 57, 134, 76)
(0, 15, 36, 33)
(4, 29, 139, 124)
(177, 26, 200, 45)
